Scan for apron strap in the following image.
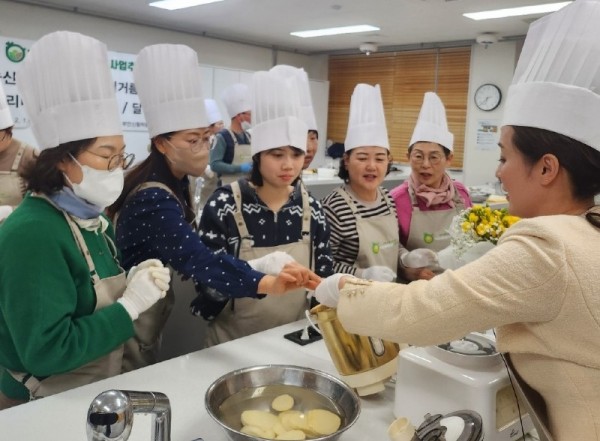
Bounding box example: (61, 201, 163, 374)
(338, 186, 393, 218)
(11, 144, 25, 172)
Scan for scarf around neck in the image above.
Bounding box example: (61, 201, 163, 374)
(48, 187, 108, 233)
(410, 173, 455, 208)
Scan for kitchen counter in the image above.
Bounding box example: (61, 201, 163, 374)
(0, 320, 397, 441)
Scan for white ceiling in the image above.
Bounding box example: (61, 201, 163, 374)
(10, 0, 559, 54)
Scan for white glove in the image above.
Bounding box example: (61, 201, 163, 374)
(360, 265, 396, 282)
(401, 249, 439, 268)
(248, 251, 296, 275)
(118, 267, 171, 320)
(0, 205, 13, 222)
(314, 273, 346, 308)
(126, 258, 164, 285)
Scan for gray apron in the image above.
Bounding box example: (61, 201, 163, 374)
(205, 180, 311, 346)
(6, 204, 126, 402)
(0, 142, 25, 207)
(219, 129, 252, 186)
(406, 179, 465, 252)
(337, 186, 399, 275)
(116, 182, 176, 372)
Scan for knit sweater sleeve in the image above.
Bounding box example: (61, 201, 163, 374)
(337, 217, 567, 346)
(117, 187, 264, 298)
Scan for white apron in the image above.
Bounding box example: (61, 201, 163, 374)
(117, 182, 177, 372)
(205, 180, 312, 346)
(219, 129, 252, 186)
(337, 186, 399, 276)
(406, 181, 465, 252)
(6, 202, 126, 402)
(0, 142, 26, 207)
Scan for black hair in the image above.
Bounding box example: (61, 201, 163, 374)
(308, 129, 319, 139)
(20, 138, 95, 194)
(107, 133, 194, 223)
(1, 125, 13, 138)
(337, 148, 392, 183)
(249, 146, 305, 187)
(511, 126, 600, 204)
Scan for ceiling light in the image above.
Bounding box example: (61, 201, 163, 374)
(149, 0, 224, 11)
(463, 1, 571, 20)
(291, 25, 380, 38)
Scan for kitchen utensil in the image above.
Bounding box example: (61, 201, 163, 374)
(309, 304, 400, 396)
(205, 364, 360, 441)
(394, 333, 533, 441)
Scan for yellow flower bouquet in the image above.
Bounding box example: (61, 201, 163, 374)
(447, 204, 520, 260)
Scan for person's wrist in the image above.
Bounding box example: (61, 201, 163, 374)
(257, 274, 275, 295)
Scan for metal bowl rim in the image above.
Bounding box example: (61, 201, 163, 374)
(204, 364, 361, 441)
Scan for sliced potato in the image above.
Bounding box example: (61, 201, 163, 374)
(273, 422, 287, 437)
(307, 409, 341, 435)
(271, 393, 295, 412)
(241, 409, 279, 433)
(279, 410, 308, 431)
(276, 429, 307, 440)
(241, 425, 268, 438)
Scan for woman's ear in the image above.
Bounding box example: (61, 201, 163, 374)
(154, 137, 167, 155)
(539, 154, 560, 185)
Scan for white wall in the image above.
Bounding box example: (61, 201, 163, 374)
(462, 41, 519, 186)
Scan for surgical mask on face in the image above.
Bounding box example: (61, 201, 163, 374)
(241, 121, 252, 131)
(66, 154, 124, 209)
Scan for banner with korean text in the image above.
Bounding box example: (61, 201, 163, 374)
(1, 35, 146, 132)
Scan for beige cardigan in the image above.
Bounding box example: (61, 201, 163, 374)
(337, 211, 600, 440)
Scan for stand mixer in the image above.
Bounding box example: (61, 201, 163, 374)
(394, 333, 533, 441)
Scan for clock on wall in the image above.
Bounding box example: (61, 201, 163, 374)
(474, 83, 502, 111)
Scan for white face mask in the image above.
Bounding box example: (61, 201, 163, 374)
(241, 121, 252, 131)
(66, 155, 124, 209)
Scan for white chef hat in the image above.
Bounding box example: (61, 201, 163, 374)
(269, 64, 318, 131)
(502, 0, 600, 153)
(204, 98, 222, 126)
(345, 83, 390, 151)
(250, 70, 308, 156)
(17, 31, 122, 150)
(410, 92, 453, 151)
(0, 82, 13, 130)
(134, 44, 208, 138)
(220, 83, 251, 120)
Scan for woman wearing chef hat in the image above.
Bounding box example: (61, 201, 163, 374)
(108, 45, 320, 363)
(0, 31, 170, 409)
(315, 1, 600, 438)
(198, 67, 333, 346)
(321, 84, 398, 283)
(0, 81, 38, 221)
(390, 92, 472, 281)
(195, 98, 224, 212)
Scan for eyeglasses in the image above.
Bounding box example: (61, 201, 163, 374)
(0, 130, 12, 142)
(84, 150, 135, 171)
(409, 151, 444, 165)
(167, 137, 211, 153)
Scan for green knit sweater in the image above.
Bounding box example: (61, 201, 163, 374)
(0, 195, 134, 400)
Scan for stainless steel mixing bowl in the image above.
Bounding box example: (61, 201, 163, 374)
(205, 364, 361, 441)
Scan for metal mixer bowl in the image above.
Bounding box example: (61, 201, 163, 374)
(205, 364, 361, 441)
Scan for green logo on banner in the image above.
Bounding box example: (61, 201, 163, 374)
(6, 42, 27, 63)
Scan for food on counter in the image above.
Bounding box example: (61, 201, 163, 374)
(272, 393, 295, 412)
(239, 394, 342, 440)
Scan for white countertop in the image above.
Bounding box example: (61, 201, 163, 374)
(0, 320, 397, 441)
